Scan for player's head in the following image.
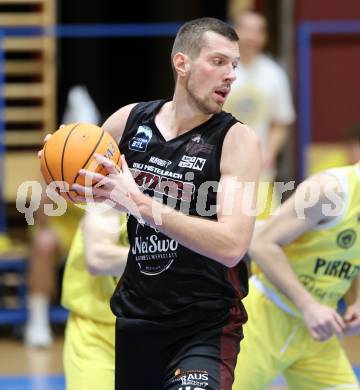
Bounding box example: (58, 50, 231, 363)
(344, 123, 360, 164)
(171, 17, 239, 114)
(233, 11, 267, 57)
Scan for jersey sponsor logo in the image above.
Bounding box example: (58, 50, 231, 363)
(185, 134, 214, 156)
(132, 224, 178, 275)
(130, 167, 194, 203)
(178, 155, 206, 171)
(177, 387, 207, 390)
(133, 163, 182, 179)
(168, 369, 209, 389)
(299, 274, 343, 302)
(336, 229, 357, 249)
(132, 235, 178, 255)
(104, 139, 117, 160)
(149, 156, 172, 168)
(313, 257, 360, 280)
(129, 125, 152, 152)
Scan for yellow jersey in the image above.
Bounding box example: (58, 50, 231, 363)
(258, 164, 360, 315)
(61, 215, 129, 324)
(48, 202, 84, 255)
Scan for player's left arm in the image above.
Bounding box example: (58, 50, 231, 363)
(250, 173, 347, 341)
(74, 122, 261, 267)
(344, 274, 360, 336)
(265, 67, 294, 170)
(264, 121, 288, 170)
(134, 122, 261, 267)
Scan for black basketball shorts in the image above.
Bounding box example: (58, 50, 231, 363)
(114, 311, 243, 390)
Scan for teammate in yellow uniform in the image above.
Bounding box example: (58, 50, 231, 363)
(234, 162, 360, 389)
(62, 206, 129, 390)
(26, 200, 84, 347)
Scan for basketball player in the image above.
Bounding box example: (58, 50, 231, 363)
(62, 205, 129, 390)
(71, 17, 261, 390)
(233, 160, 360, 389)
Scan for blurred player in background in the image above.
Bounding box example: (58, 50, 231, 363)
(233, 157, 360, 389)
(25, 86, 100, 347)
(224, 10, 295, 218)
(62, 206, 128, 390)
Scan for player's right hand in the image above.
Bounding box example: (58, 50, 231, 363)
(38, 124, 66, 158)
(302, 301, 345, 342)
(37, 133, 52, 159)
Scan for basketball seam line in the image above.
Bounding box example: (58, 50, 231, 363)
(115, 151, 121, 167)
(43, 143, 56, 184)
(73, 128, 105, 189)
(61, 123, 81, 202)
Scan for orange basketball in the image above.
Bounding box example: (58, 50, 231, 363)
(40, 123, 121, 202)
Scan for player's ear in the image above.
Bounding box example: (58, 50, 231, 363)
(173, 52, 190, 77)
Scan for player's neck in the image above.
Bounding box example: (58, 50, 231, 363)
(159, 89, 212, 137)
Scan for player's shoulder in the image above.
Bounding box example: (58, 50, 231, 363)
(221, 122, 261, 177)
(107, 100, 164, 125)
(321, 165, 356, 194)
(102, 103, 138, 141)
(102, 99, 165, 142)
(300, 169, 344, 201)
(228, 121, 260, 143)
(224, 122, 261, 153)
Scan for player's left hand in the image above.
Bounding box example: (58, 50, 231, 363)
(343, 302, 360, 336)
(72, 154, 143, 220)
(301, 301, 345, 342)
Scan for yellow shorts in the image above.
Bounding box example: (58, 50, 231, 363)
(233, 279, 359, 390)
(63, 313, 115, 390)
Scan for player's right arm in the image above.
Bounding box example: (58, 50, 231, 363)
(74, 104, 135, 276)
(101, 103, 137, 142)
(80, 104, 135, 276)
(250, 173, 346, 341)
(36, 105, 135, 276)
(62, 102, 135, 277)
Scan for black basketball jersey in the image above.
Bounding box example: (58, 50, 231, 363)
(110, 100, 249, 327)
